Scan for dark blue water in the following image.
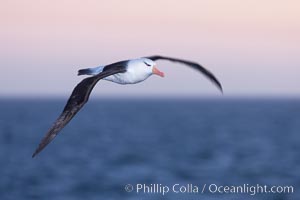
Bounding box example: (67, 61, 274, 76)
(0, 98, 299, 200)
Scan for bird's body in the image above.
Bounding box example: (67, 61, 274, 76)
(78, 58, 157, 84)
(32, 55, 223, 158)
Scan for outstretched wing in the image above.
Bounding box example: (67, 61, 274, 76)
(32, 67, 126, 158)
(146, 55, 223, 93)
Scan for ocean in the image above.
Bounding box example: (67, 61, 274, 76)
(0, 98, 299, 200)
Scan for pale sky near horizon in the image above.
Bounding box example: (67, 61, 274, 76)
(1, 0, 299, 98)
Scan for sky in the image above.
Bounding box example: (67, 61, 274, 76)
(1, 0, 299, 98)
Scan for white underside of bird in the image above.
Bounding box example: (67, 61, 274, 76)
(78, 58, 164, 84)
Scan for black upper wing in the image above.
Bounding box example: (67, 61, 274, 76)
(32, 66, 126, 158)
(147, 55, 223, 93)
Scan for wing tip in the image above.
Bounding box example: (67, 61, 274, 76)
(217, 83, 223, 94)
(31, 131, 56, 158)
(218, 87, 223, 94)
(209, 75, 223, 94)
(32, 145, 44, 158)
(32, 150, 38, 158)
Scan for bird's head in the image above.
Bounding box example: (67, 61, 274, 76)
(142, 58, 164, 77)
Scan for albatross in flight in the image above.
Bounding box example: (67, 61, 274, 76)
(32, 55, 223, 157)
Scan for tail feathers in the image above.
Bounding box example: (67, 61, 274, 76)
(78, 68, 93, 76)
(77, 66, 104, 76)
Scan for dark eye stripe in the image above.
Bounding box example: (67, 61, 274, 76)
(143, 61, 151, 66)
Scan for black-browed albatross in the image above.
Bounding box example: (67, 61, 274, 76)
(32, 55, 223, 157)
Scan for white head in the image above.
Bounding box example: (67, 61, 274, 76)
(141, 58, 165, 77)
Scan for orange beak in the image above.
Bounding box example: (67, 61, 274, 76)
(152, 66, 165, 77)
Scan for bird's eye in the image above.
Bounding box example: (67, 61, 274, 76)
(143, 61, 151, 66)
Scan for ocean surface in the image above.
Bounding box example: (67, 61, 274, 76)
(0, 98, 299, 200)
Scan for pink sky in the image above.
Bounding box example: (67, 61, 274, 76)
(1, 0, 299, 97)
